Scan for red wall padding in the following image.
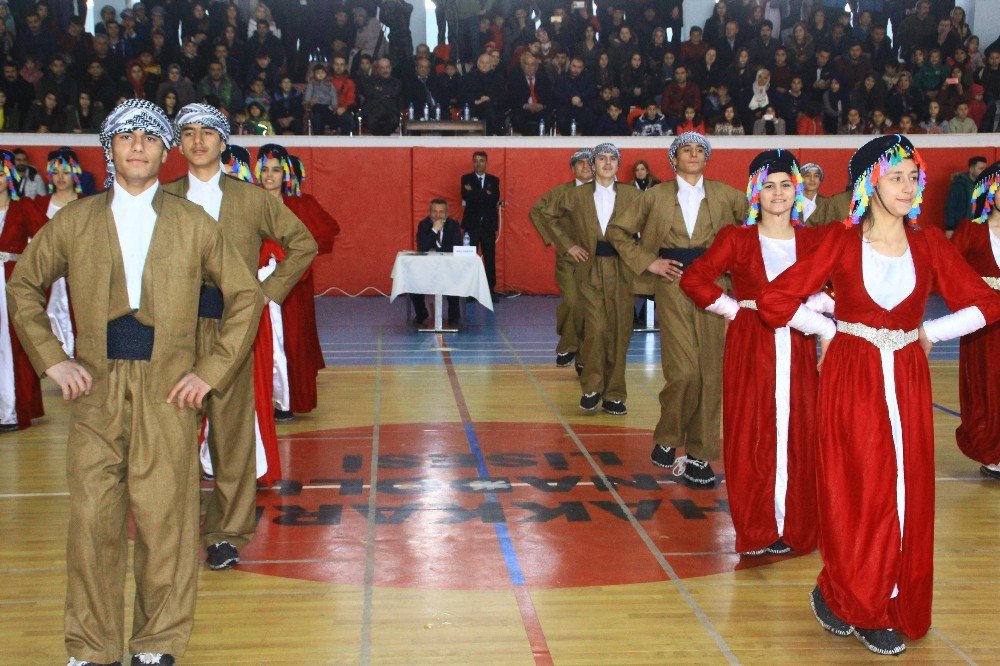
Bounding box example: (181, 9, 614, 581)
(14, 143, 1000, 296)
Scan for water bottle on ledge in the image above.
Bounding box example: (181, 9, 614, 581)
(538, 118, 546, 135)
(435, 103, 441, 120)
(463, 103, 471, 120)
(423, 103, 430, 120)
(408, 102, 414, 119)
(570, 118, 576, 136)
(463, 232, 471, 246)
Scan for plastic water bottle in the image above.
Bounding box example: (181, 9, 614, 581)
(408, 103, 414, 119)
(435, 103, 441, 120)
(423, 103, 430, 120)
(538, 118, 546, 136)
(570, 118, 577, 136)
(463, 103, 471, 120)
(463, 232, 471, 246)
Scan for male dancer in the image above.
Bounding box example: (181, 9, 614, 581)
(164, 103, 317, 570)
(529, 148, 592, 369)
(608, 132, 745, 485)
(800, 162, 830, 226)
(536, 143, 640, 414)
(8, 98, 262, 666)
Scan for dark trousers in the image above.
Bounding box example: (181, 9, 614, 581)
(410, 293, 461, 322)
(468, 227, 496, 292)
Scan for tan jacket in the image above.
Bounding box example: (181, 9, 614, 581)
(528, 180, 576, 247)
(607, 178, 745, 279)
(162, 173, 318, 304)
(7, 187, 265, 404)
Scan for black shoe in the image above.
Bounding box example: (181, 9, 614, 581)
(67, 660, 122, 666)
(574, 362, 583, 377)
(206, 541, 239, 570)
(852, 627, 906, 656)
(740, 546, 768, 556)
(579, 392, 601, 411)
(650, 444, 676, 468)
(810, 586, 853, 637)
(556, 351, 576, 367)
(274, 408, 295, 422)
(681, 457, 716, 486)
(0, 423, 18, 432)
(980, 464, 1000, 480)
(131, 655, 175, 666)
(601, 400, 627, 415)
(766, 538, 792, 554)
(201, 471, 214, 481)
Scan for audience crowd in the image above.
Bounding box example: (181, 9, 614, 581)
(0, 0, 998, 136)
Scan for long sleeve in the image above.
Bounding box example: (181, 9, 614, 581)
(923, 306, 986, 343)
(606, 190, 657, 275)
(926, 225, 1000, 324)
(528, 183, 565, 246)
(759, 225, 845, 329)
(788, 304, 836, 339)
(415, 219, 435, 251)
(949, 220, 974, 257)
(258, 194, 318, 304)
(6, 214, 70, 376)
(192, 224, 266, 391)
(302, 196, 338, 255)
(679, 225, 736, 309)
(531, 185, 577, 255)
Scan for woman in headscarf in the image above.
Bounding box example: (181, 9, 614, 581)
(950, 161, 1000, 480)
(681, 150, 827, 558)
(758, 135, 1000, 656)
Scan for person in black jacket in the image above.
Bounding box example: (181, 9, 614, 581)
(461, 54, 507, 135)
(410, 198, 464, 325)
(461, 151, 501, 298)
(509, 52, 554, 135)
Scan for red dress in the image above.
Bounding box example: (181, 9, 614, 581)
(281, 194, 338, 413)
(759, 223, 1000, 638)
(1, 199, 47, 429)
(680, 224, 821, 554)
(951, 221, 1000, 465)
(255, 240, 285, 486)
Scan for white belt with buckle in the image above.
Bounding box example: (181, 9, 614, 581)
(983, 276, 1000, 290)
(836, 320, 918, 352)
(0, 251, 21, 262)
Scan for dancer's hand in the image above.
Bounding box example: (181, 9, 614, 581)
(918, 326, 932, 357)
(46, 359, 92, 400)
(817, 335, 832, 372)
(567, 245, 589, 262)
(167, 373, 211, 410)
(647, 258, 683, 281)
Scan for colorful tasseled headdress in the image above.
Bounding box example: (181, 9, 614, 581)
(46, 147, 83, 194)
(0, 149, 21, 200)
(222, 144, 255, 183)
(970, 160, 1000, 224)
(845, 134, 926, 227)
(254, 143, 294, 195)
(289, 155, 305, 197)
(743, 149, 805, 227)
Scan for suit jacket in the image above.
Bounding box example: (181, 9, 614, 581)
(508, 70, 555, 110)
(416, 216, 462, 252)
(606, 178, 746, 281)
(7, 188, 264, 404)
(163, 173, 318, 304)
(460, 172, 501, 233)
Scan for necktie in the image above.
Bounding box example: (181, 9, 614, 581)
(437, 229, 443, 247)
(528, 76, 537, 104)
(479, 175, 485, 188)
(421, 78, 435, 106)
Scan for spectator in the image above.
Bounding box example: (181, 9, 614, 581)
(974, 50, 1000, 103)
(78, 59, 116, 111)
(304, 62, 338, 133)
(968, 84, 987, 127)
(12, 149, 45, 198)
(770, 47, 793, 93)
(726, 48, 755, 109)
(198, 60, 242, 112)
(661, 64, 700, 120)
(631, 160, 660, 190)
(694, 47, 726, 92)
(553, 55, 597, 135)
(19, 55, 43, 87)
(715, 20, 742, 70)
(795, 103, 825, 135)
(0, 88, 20, 131)
(121, 59, 155, 99)
(945, 156, 988, 234)
(864, 23, 894, 72)
(784, 21, 814, 71)
(65, 89, 105, 132)
(510, 53, 553, 135)
(675, 104, 706, 134)
(980, 99, 1000, 133)
(702, 81, 733, 120)
(59, 18, 92, 73)
(870, 107, 892, 133)
(573, 24, 602, 72)
(17, 13, 58, 65)
(834, 42, 872, 91)
(353, 6, 387, 62)
(850, 72, 886, 118)
(703, 1, 730, 47)
(712, 104, 745, 136)
(247, 1, 281, 39)
(939, 66, 968, 117)
(246, 18, 285, 69)
(747, 67, 772, 117)
(967, 36, 984, 71)
(242, 100, 273, 134)
(821, 77, 847, 133)
(897, 112, 922, 134)
(35, 54, 77, 108)
(593, 100, 629, 135)
(269, 75, 302, 134)
(362, 57, 402, 136)
(898, 0, 935, 61)
(679, 26, 709, 70)
(155, 63, 197, 108)
(2, 61, 33, 118)
(246, 51, 279, 91)
(594, 51, 618, 91)
(646, 28, 669, 74)
(914, 49, 947, 97)
(752, 104, 785, 134)
(620, 51, 652, 109)
(748, 20, 780, 68)
(23, 90, 68, 131)
(920, 99, 950, 133)
(838, 106, 869, 134)
(159, 87, 180, 120)
(657, 50, 676, 88)
(632, 101, 671, 136)
(886, 72, 923, 125)
(183, 2, 212, 41)
(329, 55, 357, 125)
(244, 77, 271, 111)
(177, 36, 206, 84)
(922, 16, 959, 60)
(948, 101, 978, 133)
(404, 56, 443, 116)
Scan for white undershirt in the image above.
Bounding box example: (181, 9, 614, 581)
(44, 200, 74, 357)
(862, 242, 916, 310)
(991, 228, 1000, 267)
(594, 181, 615, 235)
(676, 176, 705, 238)
(0, 207, 14, 424)
(186, 167, 224, 222)
(802, 193, 818, 222)
(759, 235, 797, 280)
(110, 180, 158, 309)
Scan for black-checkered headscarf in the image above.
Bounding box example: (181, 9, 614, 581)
(98, 99, 176, 188)
(174, 103, 231, 144)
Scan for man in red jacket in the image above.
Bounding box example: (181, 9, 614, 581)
(329, 55, 357, 135)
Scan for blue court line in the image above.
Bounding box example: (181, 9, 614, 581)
(933, 403, 962, 417)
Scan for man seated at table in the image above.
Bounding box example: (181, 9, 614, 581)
(411, 198, 463, 326)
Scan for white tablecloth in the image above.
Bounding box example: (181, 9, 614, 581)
(390, 252, 494, 310)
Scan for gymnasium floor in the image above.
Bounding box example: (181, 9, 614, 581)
(2, 296, 997, 664)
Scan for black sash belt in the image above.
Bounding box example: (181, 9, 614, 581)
(107, 315, 154, 360)
(658, 247, 707, 265)
(199, 285, 224, 319)
(595, 240, 618, 257)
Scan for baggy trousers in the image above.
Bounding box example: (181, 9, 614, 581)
(555, 253, 584, 355)
(65, 360, 200, 662)
(578, 256, 633, 402)
(198, 317, 258, 549)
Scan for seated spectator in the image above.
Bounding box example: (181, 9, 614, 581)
(938, 67, 967, 117)
(65, 90, 105, 132)
(19, 56, 44, 88)
(675, 104, 706, 134)
(886, 72, 923, 126)
(155, 64, 197, 109)
(410, 199, 463, 326)
(838, 106, 870, 134)
(694, 47, 726, 92)
(245, 77, 271, 110)
(646, 28, 669, 74)
(330, 55, 358, 120)
(272, 76, 304, 134)
(437, 60, 463, 115)
(620, 52, 652, 109)
(784, 21, 815, 71)
(177, 36, 206, 84)
(121, 59, 156, 100)
(353, 6, 387, 61)
(593, 100, 629, 136)
(850, 73, 886, 117)
(159, 88, 180, 120)
(35, 55, 77, 109)
(632, 101, 671, 136)
(509, 52, 553, 135)
(461, 53, 505, 135)
(833, 42, 872, 91)
(553, 56, 598, 136)
(945, 156, 987, 233)
(661, 64, 700, 121)
(948, 101, 978, 133)
(607, 25, 638, 72)
(864, 24, 894, 73)
(404, 56, 444, 117)
(897, 113, 923, 134)
(247, 2, 281, 39)
(594, 51, 618, 91)
(870, 107, 893, 134)
(747, 19, 780, 68)
(777, 76, 809, 131)
(0, 89, 21, 131)
(247, 51, 280, 91)
(198, 60, 242, 114)
(711, 103, 745, 135)
(920, 99, 950, 133)
(362, 57, 402, 136)
(631, 160, 660, 191)
(246, 17, 285, 70)
(968, 84, 987, 127)
(770, 48, 794, 93)
(822, 78, 847, 134)
(976, 49, 1000, 104)
(795, 104, 825, 135)
(23, 91, 68, 132)
(747, 67, 772, 120)
(245, 100, 274, 134)
(573, 24, 603, 73)
(658, 50, 676, 88)
(914, 48, 947, 97)
(752, 104, 785, 134)
(980, 99, 1000, 133)
(679, 26, 709, 69)
(13, 148, 46, 198)
(305, 62, 338, 133)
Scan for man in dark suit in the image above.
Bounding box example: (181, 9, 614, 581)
(509, 52, 555, 135)
(411, 198, 464, 325)
(461, 151, 501, 298)
(404, 56, 446, 116)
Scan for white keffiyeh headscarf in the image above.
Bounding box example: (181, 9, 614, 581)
(98, 98, 176, 188)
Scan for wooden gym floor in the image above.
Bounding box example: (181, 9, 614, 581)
(1, 296, 997, 664)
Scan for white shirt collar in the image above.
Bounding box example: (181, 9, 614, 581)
(574, 179, 587, 186)
(188, 166, 223, 191)
(676, 175, 704, 196)
(594, 180, 615, 195)
(113, 179, 159, 206)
